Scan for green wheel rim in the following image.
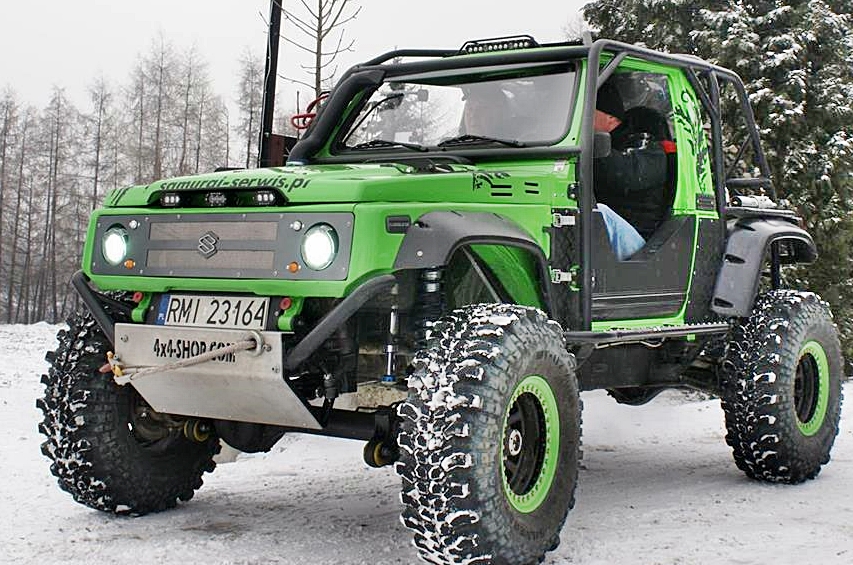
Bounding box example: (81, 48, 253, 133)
(501, 375, 559, 514)
(795, 341, 830, 436)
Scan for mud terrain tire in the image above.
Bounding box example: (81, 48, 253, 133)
(721, 290, 843, 483)
(37, 312, 220, 514)
(396, 304, 580, 565)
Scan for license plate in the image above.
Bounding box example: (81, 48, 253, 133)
(156, 294, 269, 330)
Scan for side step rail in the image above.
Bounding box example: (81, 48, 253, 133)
(564, 322, 730, 346)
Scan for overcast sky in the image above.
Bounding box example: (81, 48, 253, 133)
(0, 0, 587, 111)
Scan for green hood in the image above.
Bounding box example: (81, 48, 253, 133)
(102, 162, 560, 208)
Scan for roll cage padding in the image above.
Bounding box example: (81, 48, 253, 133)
(288, 69, 385, 163)
(712, 217, 817, 318)
(393, 211, 555, 316)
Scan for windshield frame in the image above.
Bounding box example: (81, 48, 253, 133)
(290, 47, 587, 165)
(330, 60, 580, 155)
(330, 60, 580, 159)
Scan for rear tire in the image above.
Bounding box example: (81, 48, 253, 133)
(37, 312, 220, 514)
(396, 304, 580, 565)
(721, 290, 843, 483)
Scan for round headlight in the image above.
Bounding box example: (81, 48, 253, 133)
(300, 224, 338, 271)
(102, 226, 128, 266)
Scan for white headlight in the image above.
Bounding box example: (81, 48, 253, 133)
(102, 226, 128, 266)
(300, 224, 338, 271)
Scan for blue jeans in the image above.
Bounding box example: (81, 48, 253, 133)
(598, 203, 645, 260)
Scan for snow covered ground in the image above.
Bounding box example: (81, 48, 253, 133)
(1, 323, 851, 565)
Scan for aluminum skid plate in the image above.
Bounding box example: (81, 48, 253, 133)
(114, 323, 320, 428)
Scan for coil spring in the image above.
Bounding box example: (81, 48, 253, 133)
(415, 268, 444, 348)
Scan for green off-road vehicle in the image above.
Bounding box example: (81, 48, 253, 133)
(39, 36, 844, 565)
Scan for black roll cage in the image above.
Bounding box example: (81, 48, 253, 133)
(287, 38, 775, 331)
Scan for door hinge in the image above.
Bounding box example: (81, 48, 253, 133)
(552, 213, 576, 228)
(550, 268, 574, 285)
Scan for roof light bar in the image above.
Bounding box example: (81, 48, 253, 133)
(460, 35, 539, 55)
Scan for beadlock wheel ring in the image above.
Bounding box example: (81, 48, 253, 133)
(795, 340, 830, 436)
(501, 374, 560, 513)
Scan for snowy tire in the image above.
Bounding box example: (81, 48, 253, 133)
(37, 312, 220, 514)
(721, 290, 843, 483)
(396, 304, 581, 565)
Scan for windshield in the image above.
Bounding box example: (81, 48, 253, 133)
(340, 63, 577, 151)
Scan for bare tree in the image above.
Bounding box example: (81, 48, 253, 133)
(85, 76, 113, 210)
(5, 106, 31, 322)
(126, 61, 148, 184)
(148, 36, 176, 180)
(38, 87, 76, 321)
(0, 89, 18, 303)
(236, 49, 265, 168)
(175, 45, 211, 175)
(125, 36, 178, 183)
(282, 0, 361, 99)
(18, 165, 36, 323)
(196, 94, 230, 172)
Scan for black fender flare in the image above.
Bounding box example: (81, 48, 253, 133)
(712, 217, 817, 318)
(393, 211, 555, 317)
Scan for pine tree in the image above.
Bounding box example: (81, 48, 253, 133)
(584, 0, 853, 355)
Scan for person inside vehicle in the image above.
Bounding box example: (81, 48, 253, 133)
(593, 81, 669, 260)
(460, 83, 514, 139)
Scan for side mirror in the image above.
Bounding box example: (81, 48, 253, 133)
(593, 131, 611, 158)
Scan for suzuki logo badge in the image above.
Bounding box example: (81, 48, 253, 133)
(198, 231, 220, 258)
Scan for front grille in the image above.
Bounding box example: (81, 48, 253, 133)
(149, 221, 279, 242)
(146, 250, 276, 271)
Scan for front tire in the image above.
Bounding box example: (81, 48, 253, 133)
(396, 304, 580, 565)
(721, 290, 844, 483)
(37, 312, 220, 514)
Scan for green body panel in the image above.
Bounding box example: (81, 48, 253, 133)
(106, 162, 573, 209)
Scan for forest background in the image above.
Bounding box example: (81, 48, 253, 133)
(0, 0, 851, 356)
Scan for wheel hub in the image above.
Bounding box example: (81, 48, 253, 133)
(507, 428, 523, 457)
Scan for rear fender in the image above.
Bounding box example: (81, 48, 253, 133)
(712, 217, 817, 318)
